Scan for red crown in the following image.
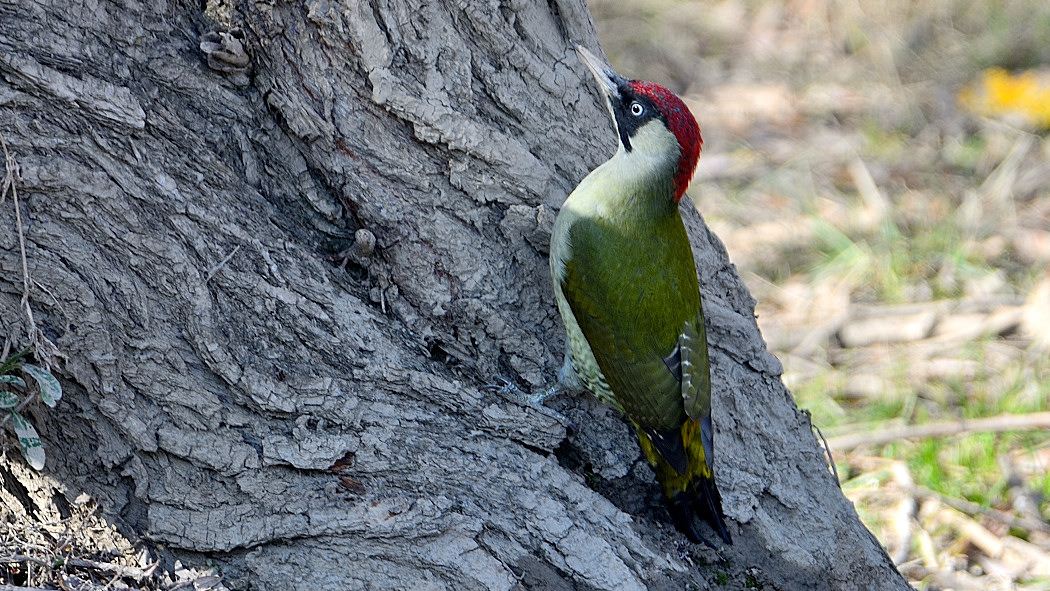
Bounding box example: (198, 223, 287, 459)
(627, 81, 702, 201)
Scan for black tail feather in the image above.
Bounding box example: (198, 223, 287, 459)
(695, 476, 732, 545)
(668, 479, 732, 548)
(668, 494, 717, 549)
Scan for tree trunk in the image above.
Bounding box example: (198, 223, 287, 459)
(0, 0, 909, 589)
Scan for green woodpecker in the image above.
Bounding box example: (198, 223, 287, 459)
(549, 46, 732, 547)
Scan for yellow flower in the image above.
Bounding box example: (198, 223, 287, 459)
(960, 67, 1050, 129)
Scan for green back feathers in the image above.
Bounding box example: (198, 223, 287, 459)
(559, 207, 701, 430)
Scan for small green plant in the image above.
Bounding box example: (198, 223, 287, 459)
(0, 346, 62, 470)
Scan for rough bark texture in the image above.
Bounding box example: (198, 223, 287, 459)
(0, 0, 910, 589)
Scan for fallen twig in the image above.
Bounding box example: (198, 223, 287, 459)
(931, 501, 1050, 577)
(0, 553, 158, 581)
(887, 461, 916, 565)
(914, 485, 1050, 535)
(827, 412, 1050, 451)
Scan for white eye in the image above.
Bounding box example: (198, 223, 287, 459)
(630, 102, 644, 116)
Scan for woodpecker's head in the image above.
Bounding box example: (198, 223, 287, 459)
(576, 46, 702, 202)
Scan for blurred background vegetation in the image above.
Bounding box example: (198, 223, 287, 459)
(591, 0, 1050, 589)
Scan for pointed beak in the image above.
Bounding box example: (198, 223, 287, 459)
(575, 45, 626, 103)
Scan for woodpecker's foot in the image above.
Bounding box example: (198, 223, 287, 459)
(481, 378, 562, 406)
(526, 384, 563, 406)
(481, 378, 574, 429)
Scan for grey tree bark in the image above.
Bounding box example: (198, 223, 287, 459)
(0, 0, 910, 589)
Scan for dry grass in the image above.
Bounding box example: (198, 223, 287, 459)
(0, 456, 226, 591)
(592, 0, 1050, 588)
